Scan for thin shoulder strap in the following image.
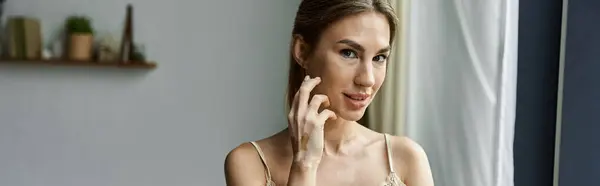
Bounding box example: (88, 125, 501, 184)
(384, 133, 396, 173)
(249, 141, 273, 181)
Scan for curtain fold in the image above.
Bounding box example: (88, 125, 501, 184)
(368, 0, 518, 186)
(366, 0, 409, 136)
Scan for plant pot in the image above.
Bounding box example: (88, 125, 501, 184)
(68, 33, 93, 61)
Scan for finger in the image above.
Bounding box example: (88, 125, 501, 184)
(307, 94, 330, 115)
(288, 89, 300, 123)
(288, 89, 300, 138)
(316, 109, 337, 124)
(297, 76, 322, 118)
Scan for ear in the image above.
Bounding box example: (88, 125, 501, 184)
(292, 34, 309, 69)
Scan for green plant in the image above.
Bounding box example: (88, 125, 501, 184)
(65, 16, 94, 34)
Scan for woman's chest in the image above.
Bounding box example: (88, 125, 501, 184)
(271, 156, 392, 186)
(314, 168, 393, 186)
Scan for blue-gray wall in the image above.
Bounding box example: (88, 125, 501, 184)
(0, 1, 298, 186)
(514, 0, 562, 185)
(557, 0, 600, 185)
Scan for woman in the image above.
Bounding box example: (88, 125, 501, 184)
(225, 0, 434, 185)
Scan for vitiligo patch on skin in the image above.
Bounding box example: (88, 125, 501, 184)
(300, 133, 310, 151)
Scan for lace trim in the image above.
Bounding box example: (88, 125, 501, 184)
(267, 172, 404, 186)
(382, 172, 406, 186)
(265, 179, 275, 186)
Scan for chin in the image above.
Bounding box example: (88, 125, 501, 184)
(335, 109, 367, 122)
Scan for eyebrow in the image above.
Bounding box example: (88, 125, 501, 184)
(337, 39, 391, 54)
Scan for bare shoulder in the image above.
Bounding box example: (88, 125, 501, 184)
(387, 135, 428, 163)
(224, 142, 267, 186)
(224, 130, 289, 186)
(388, 135, 435, 186)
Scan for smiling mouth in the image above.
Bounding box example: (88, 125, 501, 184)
(343, 93, 369, 101)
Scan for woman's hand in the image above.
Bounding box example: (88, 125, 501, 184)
(287, 75, 337, 171)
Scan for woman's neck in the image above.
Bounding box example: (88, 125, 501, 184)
(322, 118, 360, 156)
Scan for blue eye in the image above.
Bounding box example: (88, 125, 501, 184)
(340, 49, 357, 58)
(373, 55, 387, 62)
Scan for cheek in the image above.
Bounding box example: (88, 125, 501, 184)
(317, 70, 352, 99)
(373, 68, 387, 90)
(305, 52, 330, 77)
(320, 59, 353, 88)
(313, 65, 340, 94)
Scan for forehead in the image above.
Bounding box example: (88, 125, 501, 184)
(320, 11, 391, 48)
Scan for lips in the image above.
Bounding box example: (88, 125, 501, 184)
(343, 92, 371, 110)
(343, 93, 370, 101)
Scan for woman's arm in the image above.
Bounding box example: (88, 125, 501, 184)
(286, 161, 318, 186)
(225, 76, 329, 186)
(393, 137, 435, 186)
(224, 143, 319, 186)
(224, 143, 269, 186)
(405, 143, 434, 186)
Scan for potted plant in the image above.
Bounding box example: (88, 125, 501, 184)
(65, 15, 94, 60)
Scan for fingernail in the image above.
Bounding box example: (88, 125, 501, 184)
(304, 75, 309, 80)
(316, 77, 321, 80)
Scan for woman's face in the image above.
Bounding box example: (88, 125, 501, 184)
(298, 11, 391, 121)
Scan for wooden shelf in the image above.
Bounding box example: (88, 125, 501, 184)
(0, 58, 157, 69)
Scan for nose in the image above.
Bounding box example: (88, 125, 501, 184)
(354, 61, 375, 87)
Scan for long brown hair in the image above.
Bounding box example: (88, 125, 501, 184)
(286, 0, 399, 109)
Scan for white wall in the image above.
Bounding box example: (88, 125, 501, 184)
(0, 0, 298, 185)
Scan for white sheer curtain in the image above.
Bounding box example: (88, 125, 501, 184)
(370, 0, 518, 186)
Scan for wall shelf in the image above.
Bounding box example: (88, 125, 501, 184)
(0, 58, 157, 69)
